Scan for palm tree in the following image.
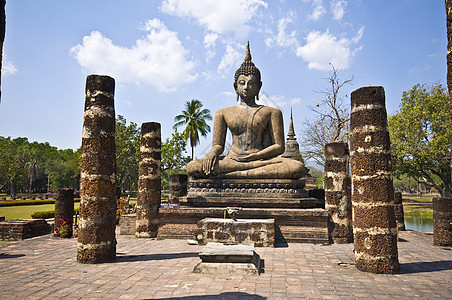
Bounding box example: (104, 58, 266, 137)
(25, 159, 40, 196)
(173, 99, 212, 159)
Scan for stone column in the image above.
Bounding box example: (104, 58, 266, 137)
(169, 174, 188, 203)
(54, 188, 74, 237)
(136, 122, 161, 238)
(350, 86, 399, 274)
(78, 75, 117, 263)
(324, 142, 353, 244)
(433, 197, 452, 246)
(394, 192, 405, 231)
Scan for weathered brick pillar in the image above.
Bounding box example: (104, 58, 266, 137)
(136, 122, 161, 238)
(324, 142, 353, 244)
(350, 86, 399, 274)
(394, 192, 405, 231)
(78, 75, 117, 263)
(54, 188, 74, 237)
(433, 197, 452, 246)
(169, 174, 188, 203)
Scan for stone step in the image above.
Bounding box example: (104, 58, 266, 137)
(180, 196, 322, 208)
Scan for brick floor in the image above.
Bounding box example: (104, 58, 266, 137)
(0, 230, 451, 299)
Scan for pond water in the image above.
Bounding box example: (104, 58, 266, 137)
(404, 216, 433, 232)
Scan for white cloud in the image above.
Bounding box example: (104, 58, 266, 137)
(1, 59, 18, 77)
(204, 33, 218, 61)
(331, 0, 347, 20)
(296, 27, 364, 70)
(265, 12, 299, 49)
(70, 19, 197, 92)
(306, 0, 326, 21)
(160, 0, 268, 39)
(218, 43, 242, 74)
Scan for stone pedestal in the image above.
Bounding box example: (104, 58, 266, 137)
(197, 218, 275, 247)
(169, 174, 188, 203)
(78, 74, 117, 264)
(54, 188, 74, 237)
(433, 197, 452, 246)
(193, 243, 262, 275)
(136, 122, 161, 238)
(324, 142, 353, 244)
(350, 86, 399, 274)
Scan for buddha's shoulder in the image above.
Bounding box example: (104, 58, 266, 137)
(259, 105, 282, 115)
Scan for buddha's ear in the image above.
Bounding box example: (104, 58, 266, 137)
(233, 82, 237, 91)
(258, 81, 263, 91)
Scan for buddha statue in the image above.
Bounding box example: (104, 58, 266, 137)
(187, 42, 306, 179)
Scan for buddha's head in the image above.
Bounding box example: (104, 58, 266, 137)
(233, 42, 262, 102)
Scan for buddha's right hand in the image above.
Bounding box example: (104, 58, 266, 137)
(202, 152, 218, 175)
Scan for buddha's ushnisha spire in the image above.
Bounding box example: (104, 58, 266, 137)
(287, 108, 296, 140)
(244, 41, 252, 62)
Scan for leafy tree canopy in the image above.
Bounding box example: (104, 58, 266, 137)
(388, 83, 451, 197)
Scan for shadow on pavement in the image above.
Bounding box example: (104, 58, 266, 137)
(400, 260, 452, 274)
(150, 292, 266, 299)
(115, 252, 199, 262)
(0, 253, 26, 259)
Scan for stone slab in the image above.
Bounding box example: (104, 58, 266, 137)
(197, 218, 275, 247)
(119, 214, 136, 235)
(193, 242, 262, 275)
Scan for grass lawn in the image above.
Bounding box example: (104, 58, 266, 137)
(0, 203, 80, 220)
(402, 193, 435, 218)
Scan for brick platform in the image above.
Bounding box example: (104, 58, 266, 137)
(0, 219, 50, 241)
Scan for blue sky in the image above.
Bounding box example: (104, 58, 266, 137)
(0, 0, 446, 166)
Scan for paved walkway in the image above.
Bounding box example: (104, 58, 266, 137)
(0, 230, 451, 299)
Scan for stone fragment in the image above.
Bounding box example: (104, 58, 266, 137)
(135, 122, 161, 238)
(350, 86, 399, 274)
(78, 75, 117, 264)
(54, 188, 74, 237)
(324, 142, 353, 244)
(433, 197, 452, 246)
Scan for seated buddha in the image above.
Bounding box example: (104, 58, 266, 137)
(187, 42, 305, 179)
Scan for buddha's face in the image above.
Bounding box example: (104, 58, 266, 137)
(235, 74, 261, 102)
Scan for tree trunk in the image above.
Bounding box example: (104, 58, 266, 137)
(10, 179, 16, 199)
(191, 146, 194, 160)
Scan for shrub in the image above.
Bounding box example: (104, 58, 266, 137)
(31, 210, 54, 219)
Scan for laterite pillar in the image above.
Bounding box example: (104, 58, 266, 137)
(54, 188, 74, 237)
(394, 192, 406, 231)
(136, 122, 161, 238)
(350, 86, 399, 274)
(324, 142, 353, 243)
(78, 75, 117, 263)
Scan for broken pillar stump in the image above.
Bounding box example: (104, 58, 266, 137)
(136, 122, 161, 238)
(169, 173, 188, 203)
(394, 192, 406, 231)
(350, 86, 399, 274)
(54, 188, 74, 237)
(324, 142, 353, 244)
(433, 197, 452, 246)
(78, 74, 117, 263)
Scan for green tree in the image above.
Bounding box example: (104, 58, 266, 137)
(173, 99, 212, 159)
(161, 130, 191, 189)
(115, 115, 140, 192)
(388, 83, 451, 197)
